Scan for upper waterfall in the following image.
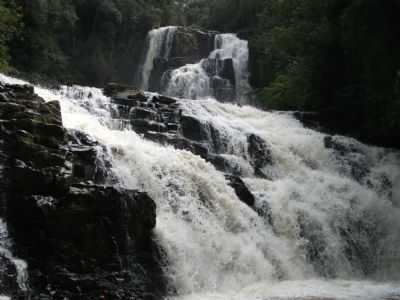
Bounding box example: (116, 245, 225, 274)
(139, 26, 177, 91)
(138, 27, 251, 103)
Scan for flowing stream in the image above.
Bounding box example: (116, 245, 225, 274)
(1, 26, 400, 299)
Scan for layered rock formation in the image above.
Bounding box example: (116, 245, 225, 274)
(105, 83, 272, 215)
(0, 83, 163, 299)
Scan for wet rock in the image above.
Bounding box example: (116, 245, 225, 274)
(170, 27, 216, 65)
(132, 107, 158, 120)
(0, 82, 164, 299)
(104, 81, 272, 181)
(292, 111, 321, 129)
(132, 119, 167, 133)
(152, 94, 176, 105)
(181, 115, 209, 142)
(247, 134, 272, 177)
(207, 154, 233, 173)
(219, 58, 236, 86)
(105, 83, 148, 108)
(204, 58, 236, 87)
(225, 175, 255, 207)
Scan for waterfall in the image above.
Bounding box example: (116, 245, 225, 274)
(165, 63, 212, 100)
(140, 26, 177, 90)
(1, 64, 400, 300)
(165, 33, 251, 103)
(210, 34, 252, 102)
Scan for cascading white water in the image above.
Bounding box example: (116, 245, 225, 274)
(165, 63, 212, 100)
(1, 72, 400, 300)
(140, 26, 177, 90)
(0, 218, 29, 292)
(210, 34, 252, 102)
(165, 33, 251, 103)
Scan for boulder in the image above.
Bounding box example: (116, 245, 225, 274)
(152, 94, 177, 105)
(104, 83, 147, 103)
(169, 27, 216, 68)
(247, 134, 272, 177)
(180, 115, 209, 142)
(225, 175, 255, 207)
(132, 107, 158, 120)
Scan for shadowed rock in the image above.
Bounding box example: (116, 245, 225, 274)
(225, 175, 255, 207)
(0, 82, 165, 299)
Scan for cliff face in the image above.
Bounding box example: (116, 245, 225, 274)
(0, 83, 164, 299)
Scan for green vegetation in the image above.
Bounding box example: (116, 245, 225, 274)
(0, 0, 21, 70)
(1, 0, 400, 146)
(250, 0, 400, 145)
(8, 0, 174, 85)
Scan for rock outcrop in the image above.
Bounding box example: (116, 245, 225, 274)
(105, 84, 274, 220)
(0, 82, 163, 299)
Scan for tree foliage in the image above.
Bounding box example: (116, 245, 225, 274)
(0, 0, 21, 70)
(252, 0, 400, 145)
(9, 0, 173, 84)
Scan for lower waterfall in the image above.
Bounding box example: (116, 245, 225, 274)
(1, 72, 400, 299)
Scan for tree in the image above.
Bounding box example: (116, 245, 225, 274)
(0, 0, 21, 70)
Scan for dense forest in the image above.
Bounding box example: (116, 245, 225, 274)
(1, 0, 400, 147)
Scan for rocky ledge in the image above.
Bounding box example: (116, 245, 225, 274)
(105, 83, 273, 221)
(0, 83, 164, 299)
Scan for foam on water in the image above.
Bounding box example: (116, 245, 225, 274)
(0, 218, 29, 292)
(171, 280, 400, 300)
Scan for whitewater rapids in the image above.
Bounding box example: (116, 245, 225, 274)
(1, 73, 400, 300)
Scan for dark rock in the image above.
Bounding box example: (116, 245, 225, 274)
(247, 134, 272, 177)
(219, 58, 236, 86)
(225, 175, 255, 207)
(169, 27, 216, 65)
(181, 115, 209, 141)
(152, 94, 176, 105)
(143, 132, 170, 144)
(104, 83, 148, 104)
(206, 154, 232, 173)
(0, 82, 164, 299)
(191, 142, 209, 159)
(132, 119, 167, 133)
(132, 107, 158, 120)
(292, 111, 322, 129)
(167, 123, 179, 131)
